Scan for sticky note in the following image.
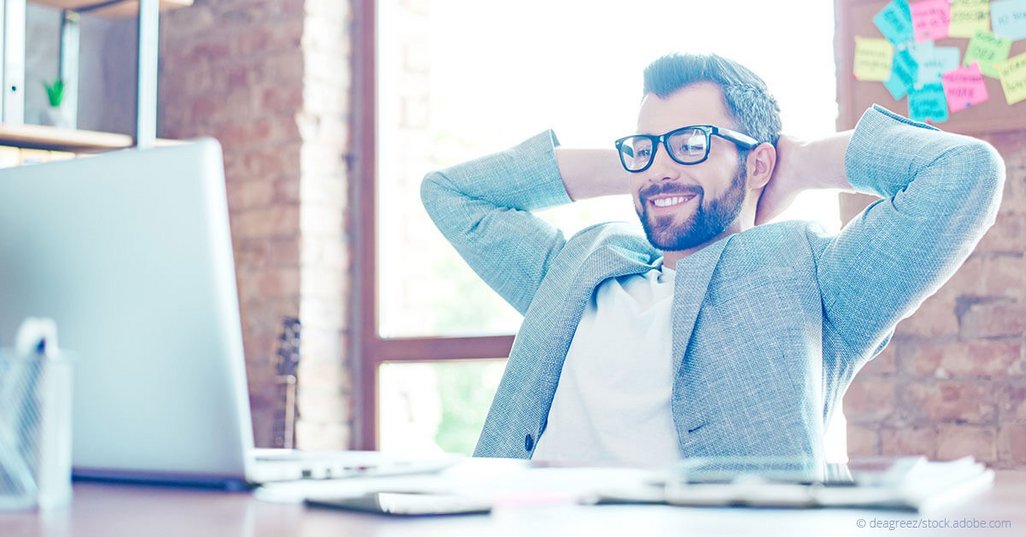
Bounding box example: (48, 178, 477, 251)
(997, 51, 1026, 105)
(874, 0, 915, 45)
(910, 0, 951, 41)
(885, 49, 920, 99)
(914, 46, 961, 87)
(949, 0, 991, 38)
(942, 63, 989, 112)
(964, 31, 1013, 78)
(854, 37, 894, 81)
(909, 83, 950, 123)
(991, 0, 1026, 40)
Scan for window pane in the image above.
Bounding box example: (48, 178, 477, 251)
(378, 359, 506, 456)
(377, 0, 839, 338)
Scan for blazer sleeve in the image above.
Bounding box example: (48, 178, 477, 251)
(420, 130, 573, 315)
(809, 105, 1005, 360)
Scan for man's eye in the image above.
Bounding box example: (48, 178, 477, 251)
(637, 148, 651, 158)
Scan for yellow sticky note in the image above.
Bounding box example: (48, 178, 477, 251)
(949, 0, 990, 38)
(997, 51, 1026, 105)
(854, 37, 894, 82)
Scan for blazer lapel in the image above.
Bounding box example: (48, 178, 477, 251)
(671, 235, 733, 374)
(531, 244, 655, 422)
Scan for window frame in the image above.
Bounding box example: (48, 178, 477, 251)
(352, 0, 513, 450)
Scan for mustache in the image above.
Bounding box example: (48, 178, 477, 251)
(639, 182, 703, 205)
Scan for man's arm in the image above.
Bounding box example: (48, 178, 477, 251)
(770, 105, 1004, 359)
(422, 131, 628, 315)
(555, 148, 632, 200)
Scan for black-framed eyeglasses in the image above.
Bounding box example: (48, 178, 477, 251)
(614, 125, 760, 173)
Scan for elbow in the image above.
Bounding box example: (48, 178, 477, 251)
(965, 140, 1006, 217)
(943, 140, 1006, 235)
(420, 171, 446, 219)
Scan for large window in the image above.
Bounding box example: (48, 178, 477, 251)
(359, 0, 842, 455)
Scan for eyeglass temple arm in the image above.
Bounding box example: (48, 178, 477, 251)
(715, 127, 760, 149)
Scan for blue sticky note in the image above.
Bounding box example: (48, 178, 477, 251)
(914, 46, 961, 87)
(992, 0, 1026, 41)
(874, 0, 915, 45)
(885, 49, 919, 100)
(909, 83, 950, 123)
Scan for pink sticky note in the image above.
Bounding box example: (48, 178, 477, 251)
(941, 63, 989, 113)
(910, 0, 951, 41)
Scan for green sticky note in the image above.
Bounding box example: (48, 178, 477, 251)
(854, 37, 894, 81)
(949, 0, 991, 38)
(997, 51, 1026, 105)
(965, 30, 1013, 78)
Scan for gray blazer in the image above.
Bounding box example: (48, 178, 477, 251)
(421, 106, 1004, 461)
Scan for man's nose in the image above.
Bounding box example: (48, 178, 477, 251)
(646, 146, 680, 182)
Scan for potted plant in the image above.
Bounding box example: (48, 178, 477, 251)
(41, 79, 71, 128)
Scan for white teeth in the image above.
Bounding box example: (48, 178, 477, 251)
(653, 196, 691, 208)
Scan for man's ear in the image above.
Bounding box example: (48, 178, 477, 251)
(745, 142, 776, 190)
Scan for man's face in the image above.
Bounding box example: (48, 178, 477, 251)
(630, 82, 748, 252)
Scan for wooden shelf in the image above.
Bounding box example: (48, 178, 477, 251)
(0, 124, 134, 152)
(29, 0, 193, 19)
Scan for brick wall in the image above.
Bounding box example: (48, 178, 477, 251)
(843, 131, 1026, 468)
(158, 0, 353, 449)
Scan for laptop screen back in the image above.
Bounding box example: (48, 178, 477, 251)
(0, 139, 254, 483)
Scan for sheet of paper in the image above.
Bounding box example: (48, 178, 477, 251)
(942, 63, 989, 112)
(997, 51, 1026, 105)
(949, 0, 991, 38)
(964, 30, 1013, 78)
(991, 0, 1026, 40)
(910, 0, 951, 41)
(854, 37, 894, 81)
(885, 49, 920, 99)
(915, 45, 961, 87)
(874, 0, 915, 44)
(909, 83, 950, 123)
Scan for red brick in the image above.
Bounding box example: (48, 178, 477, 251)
(257, 268, 301, 299)
(960, 302, 1026, 338)
(900, 380, 996, 423)
(997, 423, 1026, 466)
(937, 424, 997, 463)
(894, 295, 959, 338)
(880, 426, 938, 458)
(181, 36, 232, 65)
(234, 238, 271, 269)
(227, 180, 275, 211)
(861, 342, 897, 375)
(998, 383, 1026, 421)
(934, 256, 986, 302)
(231, 206, 301, 239)
(844, 375, 896, 422)
(846, 424, 879, 457)
(977, 215, 1026, 253)
(981, 254, 1026, 300)
(268, 237, 301, 267)
(261, 86, 305, 113)
(899, 340, 1023, 378)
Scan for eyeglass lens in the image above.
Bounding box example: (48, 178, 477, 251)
(619, 127, 708, 171)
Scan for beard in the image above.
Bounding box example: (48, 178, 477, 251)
(636, 161, 747, 251)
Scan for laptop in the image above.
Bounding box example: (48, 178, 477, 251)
(0, 139, 452, 488)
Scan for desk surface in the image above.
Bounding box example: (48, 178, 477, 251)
(2, 470, 1024, 537)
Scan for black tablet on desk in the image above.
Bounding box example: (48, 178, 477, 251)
(306, 492, 492, 517)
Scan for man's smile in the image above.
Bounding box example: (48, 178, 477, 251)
(647, 193, 698, 214)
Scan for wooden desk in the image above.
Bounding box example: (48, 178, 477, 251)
(2, 471, 1024, 537)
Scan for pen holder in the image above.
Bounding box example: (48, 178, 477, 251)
(0, 348, 73, 510)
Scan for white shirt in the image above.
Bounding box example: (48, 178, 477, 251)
(531, 266, 680, 467)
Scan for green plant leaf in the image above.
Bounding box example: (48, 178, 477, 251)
(42, 79, 65, 107)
